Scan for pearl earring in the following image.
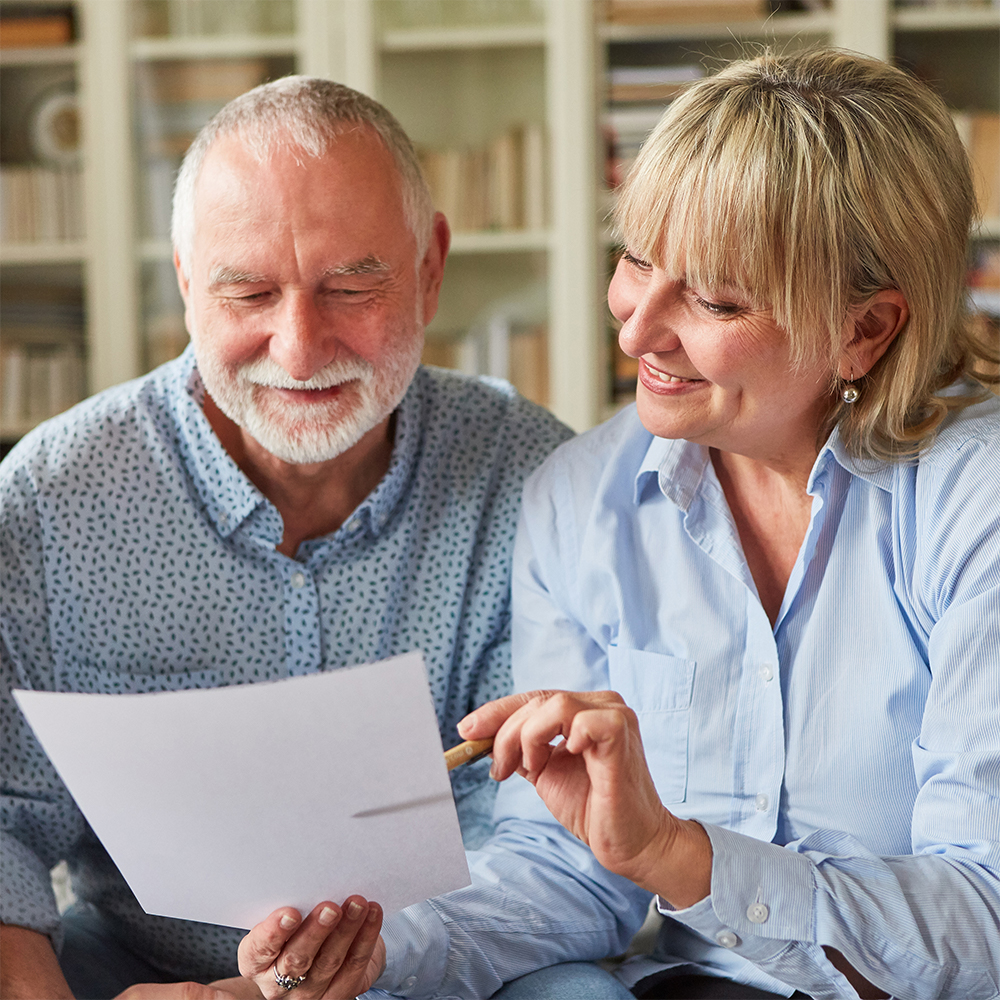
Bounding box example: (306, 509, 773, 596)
(841, 372, 860, 404)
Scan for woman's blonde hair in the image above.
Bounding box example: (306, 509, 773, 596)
(614, 47, 998, 461)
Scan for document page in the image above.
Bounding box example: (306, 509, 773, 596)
(14, 652, 470, 929)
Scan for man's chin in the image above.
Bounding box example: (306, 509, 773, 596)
(243, 422, 360, 465)
(239, 403, 379, 465)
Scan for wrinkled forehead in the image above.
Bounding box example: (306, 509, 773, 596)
(192, 130, 411, 242)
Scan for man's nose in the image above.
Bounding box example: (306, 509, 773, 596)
(267, 291, 337, 382)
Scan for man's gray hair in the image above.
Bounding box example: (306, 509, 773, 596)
(171, 75, 434, 276)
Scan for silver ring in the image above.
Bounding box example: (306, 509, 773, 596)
(274, 965, 307, 991)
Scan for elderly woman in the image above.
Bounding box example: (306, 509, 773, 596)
(234, 47, 998, 1000)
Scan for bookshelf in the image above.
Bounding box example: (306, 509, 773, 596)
(368, 0, 593, 421)
(1, 0, 995, 449)
(597, 0, 1000, 412)
(0, 2, 87, 441)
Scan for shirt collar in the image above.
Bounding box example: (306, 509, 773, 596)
(633, 422, 900, 511)
(823, 426, 900, 494)
(345, 365, 424, 539)
(165, 345, 424, 544)
(168, 347, 264, 539)
(634, 436, 711, 511)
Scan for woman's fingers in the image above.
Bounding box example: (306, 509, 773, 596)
(239, 901, 348, 999)
(239, 896, 383, 1000)
(238, 906, 309, 976)
(457, 690, 560, 742)
(485, 690, 633, 781)
(310, 898, 384, 996)
(271, 901, 343, 988)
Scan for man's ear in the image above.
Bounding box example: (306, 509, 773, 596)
(174, 248, 189, 302)
(174, 248, 195, 338)
(419, 212, 451, 327)
(839, 289, 909, 379)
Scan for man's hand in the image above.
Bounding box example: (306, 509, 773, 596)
(115, 986, 238, 999)
(236, 897, 385, 1000)
(1, 921, 238, 1000)
(458, 690, 713, 908)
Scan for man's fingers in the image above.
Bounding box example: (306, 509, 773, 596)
(116, 984, 236, 999)
(514, 697, 578, 777)
(237, 908, 304, 975)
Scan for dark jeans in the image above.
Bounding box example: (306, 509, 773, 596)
(633, 971, 812, 999)
(59, 903, 179, 1000)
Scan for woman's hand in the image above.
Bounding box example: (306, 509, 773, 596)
(459, 690, 712, 908)
(235, 897, 385, 1000)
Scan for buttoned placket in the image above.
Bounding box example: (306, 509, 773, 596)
(730, 462, 833, 850)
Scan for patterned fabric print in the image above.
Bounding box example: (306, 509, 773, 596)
(0, 348, 572, 981)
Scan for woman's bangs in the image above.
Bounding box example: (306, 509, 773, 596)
(617, 147, 774, 309)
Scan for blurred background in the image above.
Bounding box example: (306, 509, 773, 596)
(1, 0, 997, 459)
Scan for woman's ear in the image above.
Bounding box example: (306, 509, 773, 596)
(839, 289, 909, 379)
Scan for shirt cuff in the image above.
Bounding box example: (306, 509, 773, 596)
(661, 825, 861, 999)
(664, 822, 818, 954)
(373, 900, 449, 998)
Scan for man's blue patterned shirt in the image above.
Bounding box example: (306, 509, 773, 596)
(0, 347, 572, 980)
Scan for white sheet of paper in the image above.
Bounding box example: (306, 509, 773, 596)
(13, 652, 470, 929)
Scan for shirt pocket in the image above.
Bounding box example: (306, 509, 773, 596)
(607, 646, 695, 804)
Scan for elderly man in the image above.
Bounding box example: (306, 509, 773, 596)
(0, 77, 570, 999)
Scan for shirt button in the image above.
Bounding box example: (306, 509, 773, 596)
(290, 572, 306, 589)
(218, 511, 229, 525)
(716, 929, 740, 949)
(402, 976, 417, 990)
(747, 902, 770, 924)
(347, 520, 362, 534)
(755, 793, 769, 812)
(759, 663, 774, 682)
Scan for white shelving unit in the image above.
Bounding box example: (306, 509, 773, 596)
(2, 0, 995, 447)
(1, 3, 89, 441)
(597, 0, 999, 415)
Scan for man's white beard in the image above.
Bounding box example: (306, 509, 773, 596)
(194, 333, 422, 465)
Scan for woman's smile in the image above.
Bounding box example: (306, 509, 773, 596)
(638, 358, 706, 394)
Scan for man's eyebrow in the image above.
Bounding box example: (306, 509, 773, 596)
(323, 255, 391, 277)
(207, 256, 391, 287)
(208, 266, 269, 286)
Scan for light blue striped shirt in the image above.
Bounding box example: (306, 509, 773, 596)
(377, 392, 1000, 1000)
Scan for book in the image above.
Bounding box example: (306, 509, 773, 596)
(0, 13, 72, 48)
(509, 325, 549, 407)
(604, 0, 768, 25)
(418, 124, 546, 232)
(0, 342, 84, 431)
(522, 123, 547, 230)
(608, 65, 704, 104)
(953, 111, 1000, 221)
(0, 166, 84, 243)
(138, 59, 268, 106)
